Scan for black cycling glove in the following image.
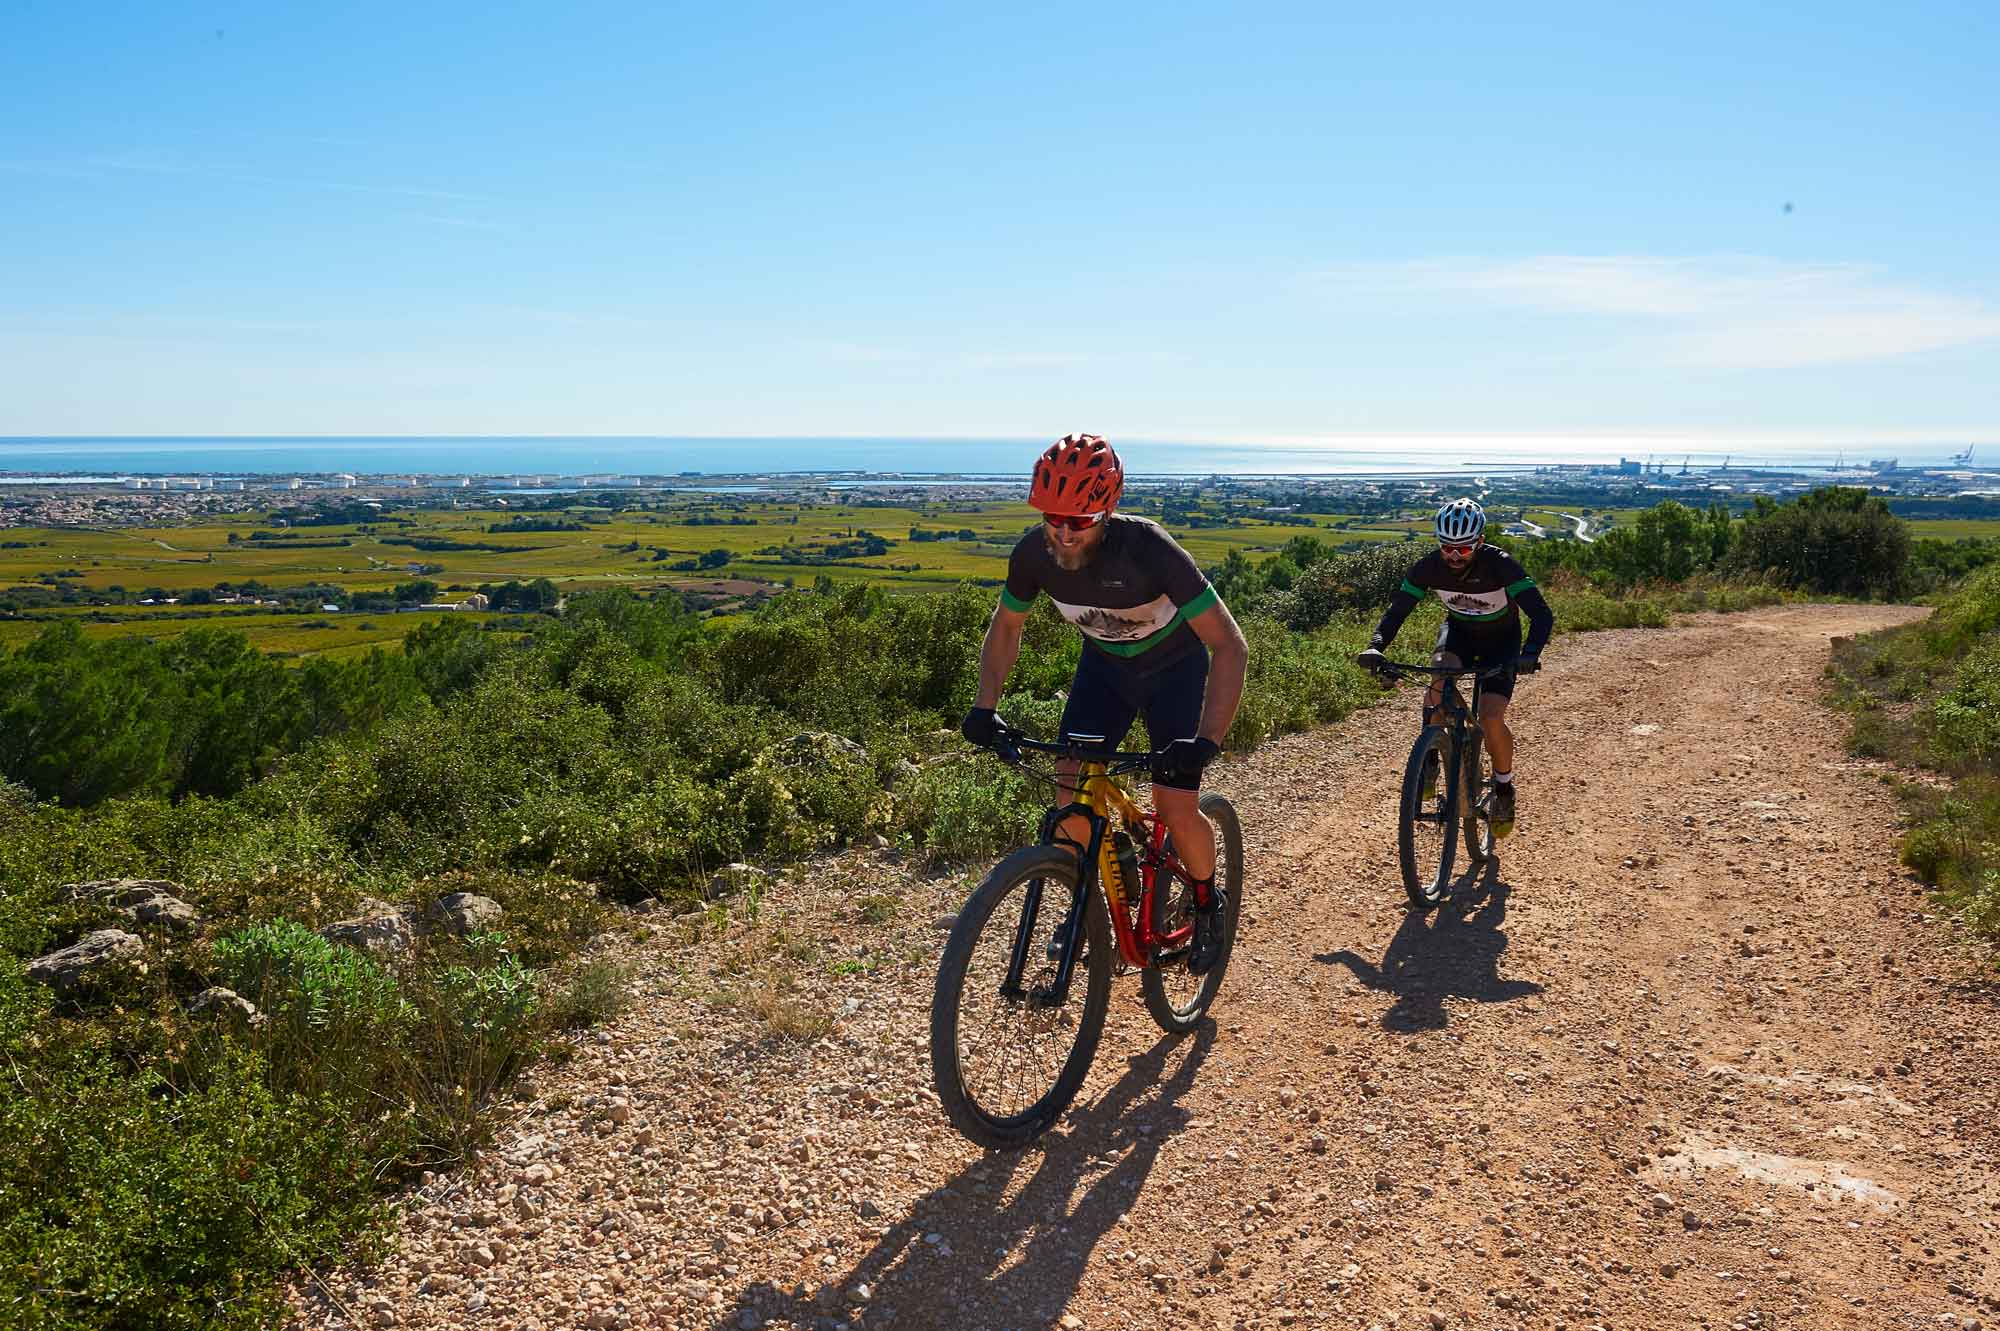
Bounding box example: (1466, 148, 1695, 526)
(1154, 736, 1221, 784)
(1514, 654, 1541, 674)
(960, 706, 999, 747)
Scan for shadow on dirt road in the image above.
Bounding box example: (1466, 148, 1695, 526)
(715, 1024, 1215, 1331)
(1315, 864, 1542, 1031)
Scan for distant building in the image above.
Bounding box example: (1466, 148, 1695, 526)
(333, 473, 357, 488)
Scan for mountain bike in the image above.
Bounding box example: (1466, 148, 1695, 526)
(929, 725, 1244, 1150)
(1368, 661, 1511, 908)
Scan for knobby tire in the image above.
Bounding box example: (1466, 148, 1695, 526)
(1140, 792, 1244, 1035)
(930, 845, 1113, 1150)
(1398, 726, 1456, 909)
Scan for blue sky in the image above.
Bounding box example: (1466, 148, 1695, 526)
(3, 1, 1996, 449)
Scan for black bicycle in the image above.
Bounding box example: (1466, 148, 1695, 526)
(928, 726, 1243, 1149)
(1367, 661, 1511, 908)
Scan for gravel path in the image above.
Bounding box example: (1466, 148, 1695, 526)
(293, 603, 2000, 1331)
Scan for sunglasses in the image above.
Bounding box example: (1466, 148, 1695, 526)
(1045, 511, 1109, 533)
(1439, 540, 1478, 555)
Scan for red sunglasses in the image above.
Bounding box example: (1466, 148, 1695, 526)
(1439, 540, 1479, 555)
(1044, 511, 1109, 532)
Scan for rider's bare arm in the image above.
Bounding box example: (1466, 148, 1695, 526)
(973, 601, 1029, 709)
(1189, 600, 1249, 745)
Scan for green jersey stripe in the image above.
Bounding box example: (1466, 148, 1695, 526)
(998, 586, 1034, 613)
(1090, 586, 1219, 657)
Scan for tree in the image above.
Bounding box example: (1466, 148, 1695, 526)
(1729, 487, 1910, 598)
(393, 579, 440, 606)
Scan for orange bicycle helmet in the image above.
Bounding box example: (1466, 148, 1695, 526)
(1029, 433, 1124, 516)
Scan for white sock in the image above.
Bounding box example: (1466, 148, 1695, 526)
(1494, 770, 1513, 784)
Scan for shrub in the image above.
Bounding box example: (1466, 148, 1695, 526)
(1728, 487, 1911, 598)
(0, 972, 383, 1331)
(1930, 641, 2000, 767)
(543, 956, 635, 1029)
(902, 757, 1044, 861)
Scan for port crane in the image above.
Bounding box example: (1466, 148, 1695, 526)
(1953, 444, 1977, 466)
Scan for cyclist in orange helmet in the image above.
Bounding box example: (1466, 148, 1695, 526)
(962, 434, 1250, 973)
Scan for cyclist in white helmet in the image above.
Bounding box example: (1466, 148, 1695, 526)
(1355, 498, 1554, 836)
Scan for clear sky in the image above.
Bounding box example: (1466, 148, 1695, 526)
(3, 1, 1996, 448)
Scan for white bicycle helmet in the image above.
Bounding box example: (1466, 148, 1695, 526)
(1434, 498, 1486, 544)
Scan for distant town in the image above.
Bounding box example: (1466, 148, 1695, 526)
(1, 451, 1996, 533)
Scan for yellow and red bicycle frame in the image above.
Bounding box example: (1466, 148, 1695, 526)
(1074, 763, 1195, 970)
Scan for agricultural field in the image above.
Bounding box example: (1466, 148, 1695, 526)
(0, 608, 506, 656)
(1906, 518, 2000, 540)
(0, 494, 1388, 655)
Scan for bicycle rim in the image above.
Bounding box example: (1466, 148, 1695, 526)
(1141, 793, 1244, 1034)
(1398, 728, 1455, 908)
(930, 846, 1112, 1149)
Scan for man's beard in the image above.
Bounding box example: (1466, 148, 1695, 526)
(1044, 528, 1095, 572)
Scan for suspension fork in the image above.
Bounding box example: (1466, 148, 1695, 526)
(1000, 800, 1104, 1006)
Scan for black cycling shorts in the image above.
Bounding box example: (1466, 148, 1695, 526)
(1432, 619, 1520, 700)
(1058, 646, 1211, 790)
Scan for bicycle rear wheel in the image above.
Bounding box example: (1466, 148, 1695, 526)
(1461, 728, 1495, 865)
(1140, 793, 1244, 1035)
(1398, 726, 1456, 908)
(930, 845, 1113, 1150)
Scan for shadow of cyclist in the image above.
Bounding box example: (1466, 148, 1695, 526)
(1314, 860, 1542, 1032)
(711, 1022, 1216, 1331)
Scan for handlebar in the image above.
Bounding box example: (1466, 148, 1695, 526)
(979, 723, 1159, 776)
(1365, 659, 1514, 683)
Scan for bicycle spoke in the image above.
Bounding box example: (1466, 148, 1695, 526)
(951, 886, 1086, 1120)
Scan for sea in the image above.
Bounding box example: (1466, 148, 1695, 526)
(0, 435, 1982, 481)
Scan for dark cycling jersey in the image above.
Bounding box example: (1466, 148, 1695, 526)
(1003, 516, 1218, 674)
(1369, 545, 1555, 656)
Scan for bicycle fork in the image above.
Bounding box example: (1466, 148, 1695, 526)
(999, 806, 1102, 1008)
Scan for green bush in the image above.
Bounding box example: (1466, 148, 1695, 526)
(0, 972, 383, 1331)
(1729, 487, 1911, 598)
(1930, 641, 2000, 767)
(902, 758, 1044, 861)
(214, 920, 406, 1035)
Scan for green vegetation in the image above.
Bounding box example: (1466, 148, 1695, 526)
(3, 480, 1995, 1322)
(1831, 562, 2000, 951)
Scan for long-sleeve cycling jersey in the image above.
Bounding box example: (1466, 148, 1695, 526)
(1368, 545, 1555, 657)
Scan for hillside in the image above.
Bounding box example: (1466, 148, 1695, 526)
(290, 602, 2000, 1331)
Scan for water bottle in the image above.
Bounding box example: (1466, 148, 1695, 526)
(1111, 829, 1141, 907)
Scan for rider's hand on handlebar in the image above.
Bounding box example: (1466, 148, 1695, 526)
(1355, 646, 1395, 687)
(1153, 736, 1221, 784)
(960, 706, 1000, 747)
(1513, 654, 1542, 674)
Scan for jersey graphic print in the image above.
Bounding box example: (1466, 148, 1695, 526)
(1438, 586, 1513, 619)
(1054, 595, 1180, 644)
(1002, 515, 1217, 671)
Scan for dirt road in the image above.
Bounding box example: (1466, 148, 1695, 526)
(298, 603, 2000, 1331)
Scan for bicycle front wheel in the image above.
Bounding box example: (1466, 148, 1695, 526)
(1398, 726, 1456, 909)
(930, 845, 1113, 1150)
(1461, 728, 1495, 865)
(1140, 793, 1244, 1035)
